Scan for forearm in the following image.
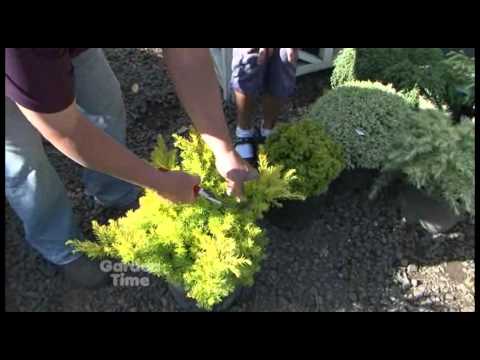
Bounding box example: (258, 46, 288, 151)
(56, 116, 162, 189)
(18, 104, 164, 191)
(163, 48, 234, 154)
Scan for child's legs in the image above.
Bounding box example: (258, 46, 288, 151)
(262, 95, 286, 130)
(231, 48, 267, 130)
(234, 91, 256, 130)
(263, 49, 297, 129)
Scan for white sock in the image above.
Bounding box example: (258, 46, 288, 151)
(236, 127, 255, 138)
(261, 126, 275, 138)
(235, 127, 255, 159)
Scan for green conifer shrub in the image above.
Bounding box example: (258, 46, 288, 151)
(384, 109, 475, 216)
(331, 48, 448, 108)
(264, 119, 346, 198)
(442, 51, 476, 121)
(309, 81, 415, 170)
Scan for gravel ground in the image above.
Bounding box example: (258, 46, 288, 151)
(4, 48, 475, 312)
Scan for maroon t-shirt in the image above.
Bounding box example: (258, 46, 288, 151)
(5, 48, 89, 113)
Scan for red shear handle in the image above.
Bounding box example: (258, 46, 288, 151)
(157, 167, 201, 200)
(193, 185, 201, 198)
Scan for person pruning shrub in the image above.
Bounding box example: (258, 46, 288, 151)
(5, 48, 257, 289)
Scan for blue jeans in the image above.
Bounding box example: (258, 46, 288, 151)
(5, 48, 139, 265)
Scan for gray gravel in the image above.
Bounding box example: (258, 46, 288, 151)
(4, 48, 475, 312)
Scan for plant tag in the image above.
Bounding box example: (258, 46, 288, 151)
(355, 128, 367, 136)
(131, 83, 140, 94)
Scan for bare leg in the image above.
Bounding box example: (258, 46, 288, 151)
(235, 90, 256, 130)
(262, 94, 286, 130)
(234, 91, 257, 161)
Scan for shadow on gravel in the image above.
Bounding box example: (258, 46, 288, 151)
(245, 177, 474, 312)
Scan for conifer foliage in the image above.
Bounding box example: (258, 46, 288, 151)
(384, 110, 475, 216)
(68, 129, 302, 310)
(264, 119, 346, 197)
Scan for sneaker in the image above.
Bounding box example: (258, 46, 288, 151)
(234, 133, 258, 167)
(256, 134, 267, 146)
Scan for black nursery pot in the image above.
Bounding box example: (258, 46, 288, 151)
(265, 194, 329, 231)
(398, 185, 465, 234)
(265, 169, 380, 231)
(168, 283, 243, 312)
(459, 106, 476, 121)
(329, 168, 380, 195)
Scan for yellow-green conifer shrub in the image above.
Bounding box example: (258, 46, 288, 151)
(68, 129, 302, 310)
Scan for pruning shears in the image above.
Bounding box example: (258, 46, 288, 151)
(157, 166, 223, 206)
(194, 185, 223, 206)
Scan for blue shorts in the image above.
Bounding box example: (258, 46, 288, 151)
(231, 48, 297, 98)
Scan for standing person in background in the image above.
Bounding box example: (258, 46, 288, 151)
(231, 48, 299, 164)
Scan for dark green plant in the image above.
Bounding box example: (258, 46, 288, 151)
(443, 51, 476, 121)
(310, 81, 415, 170)
(331, 48, 448, 108)
(331, 48, 405, 88)
(403, 48, 445, 66)
(381, 60, 447, 108)
(264, 119, 346, 198)
(384, 109, 475, 216)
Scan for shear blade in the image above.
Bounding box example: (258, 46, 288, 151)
(199, 189, 223, 206)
